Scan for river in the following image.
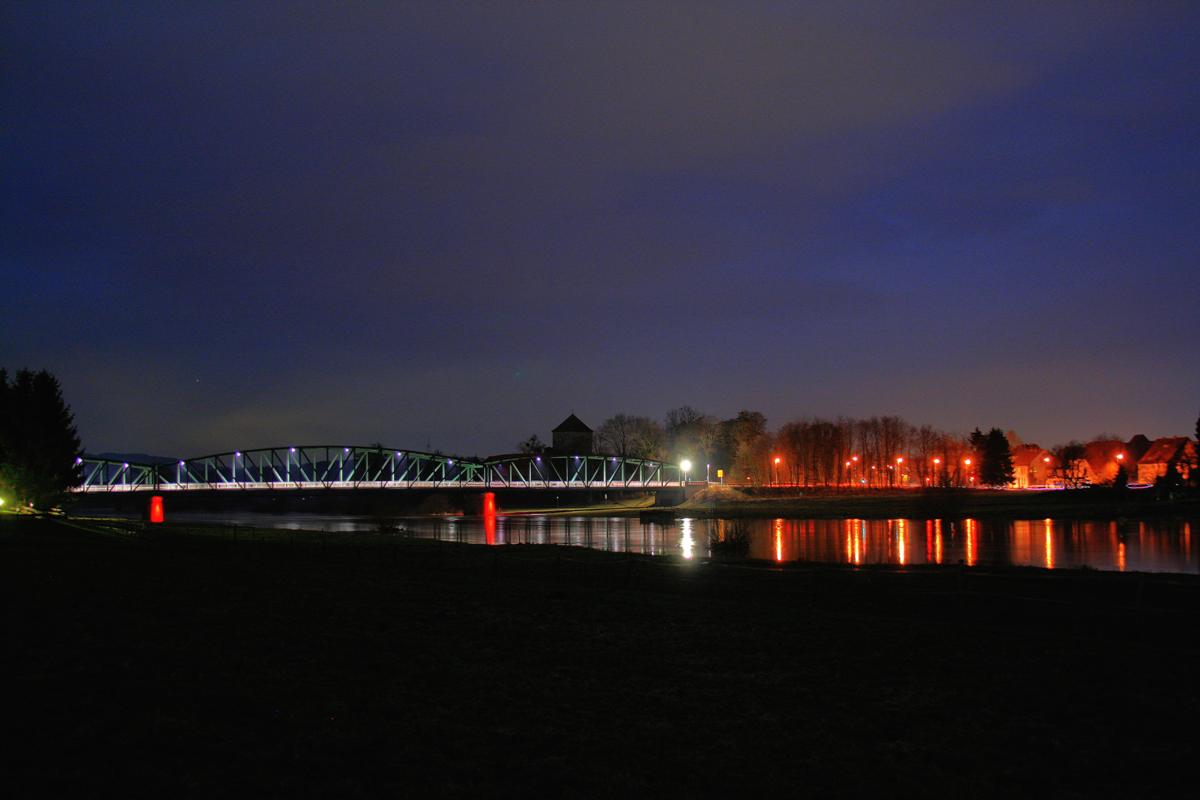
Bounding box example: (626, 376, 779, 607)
(142, 512, 1198, 574)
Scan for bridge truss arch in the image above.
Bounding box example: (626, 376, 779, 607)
(76, 447, 684, 493)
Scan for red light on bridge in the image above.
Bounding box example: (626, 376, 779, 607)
(149, 495, 164, 524)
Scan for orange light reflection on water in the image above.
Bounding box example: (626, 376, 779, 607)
(934, 519, 943, 565)
(773, 518, 783, 563)
(844, 519, 865, 565)
(965, 519, 977, 566)
(1044, 518, 1054, 569)
(896, 519, 907, 565)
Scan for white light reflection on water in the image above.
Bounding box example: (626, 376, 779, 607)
(149, 512, 1200, 573)
(680, 518, 696, 560)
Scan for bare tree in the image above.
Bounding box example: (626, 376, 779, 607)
(1052, 441, 1088, 488)
(596, 414, 665, 460)
(518, 435, 546, 455)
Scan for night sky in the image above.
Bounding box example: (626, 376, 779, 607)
(3, 2, 1198, 458)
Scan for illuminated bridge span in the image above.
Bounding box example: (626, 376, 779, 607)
(75, 447, 686, 493)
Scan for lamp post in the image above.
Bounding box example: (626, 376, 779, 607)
(680, 459, 692, 488)
(773, 456, 781, 487)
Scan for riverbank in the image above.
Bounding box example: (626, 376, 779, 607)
(3, 513, 1198, 795)
(663, 485, 1200, 520)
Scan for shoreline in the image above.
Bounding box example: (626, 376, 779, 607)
(537, 488, 1200, 521)
(34, 513, 1200, 578)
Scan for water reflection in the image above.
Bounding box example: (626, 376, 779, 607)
(680, 518, 696, 560)
(156, 512, 1200, 573)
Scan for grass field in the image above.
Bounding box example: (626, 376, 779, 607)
(4, 513, 1199, 796)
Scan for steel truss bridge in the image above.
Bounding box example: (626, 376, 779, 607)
(75, 447, 686, 493)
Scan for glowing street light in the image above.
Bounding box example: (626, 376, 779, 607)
(680, 459, 692, 486)
(773, 456, 781, 486)
(1116, 452, 1125, 461)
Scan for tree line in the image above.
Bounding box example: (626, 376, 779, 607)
(0, 368, 82, 508)
(587, 406, 1200, 489)
(586, 407, 1020, 488)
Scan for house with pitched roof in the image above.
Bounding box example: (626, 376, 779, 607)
(1010, 445, 1054, 488)
(1136, 437, 1196, 484)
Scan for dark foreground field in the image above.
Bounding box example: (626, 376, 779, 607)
(4, 515, 1199, 796)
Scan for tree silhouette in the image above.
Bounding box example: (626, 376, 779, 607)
(980, 428, 1015, 487)
(1052, 442, 1088, 489)
(1194, 412, 1200, 488)
(1113, 463, 1129, 490)
(0, 368, 83, 508)
(518, 434, 546, 455)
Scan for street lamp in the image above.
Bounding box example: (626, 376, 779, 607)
(680, 459, 692, 487)
(773, 456, 781, 486)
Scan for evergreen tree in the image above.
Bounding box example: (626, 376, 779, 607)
(1113, 463, 1129, 490)
(979, 427, 1014, 487)
(0, 368, 83, 508)
(1194, 411, 1200, 487)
